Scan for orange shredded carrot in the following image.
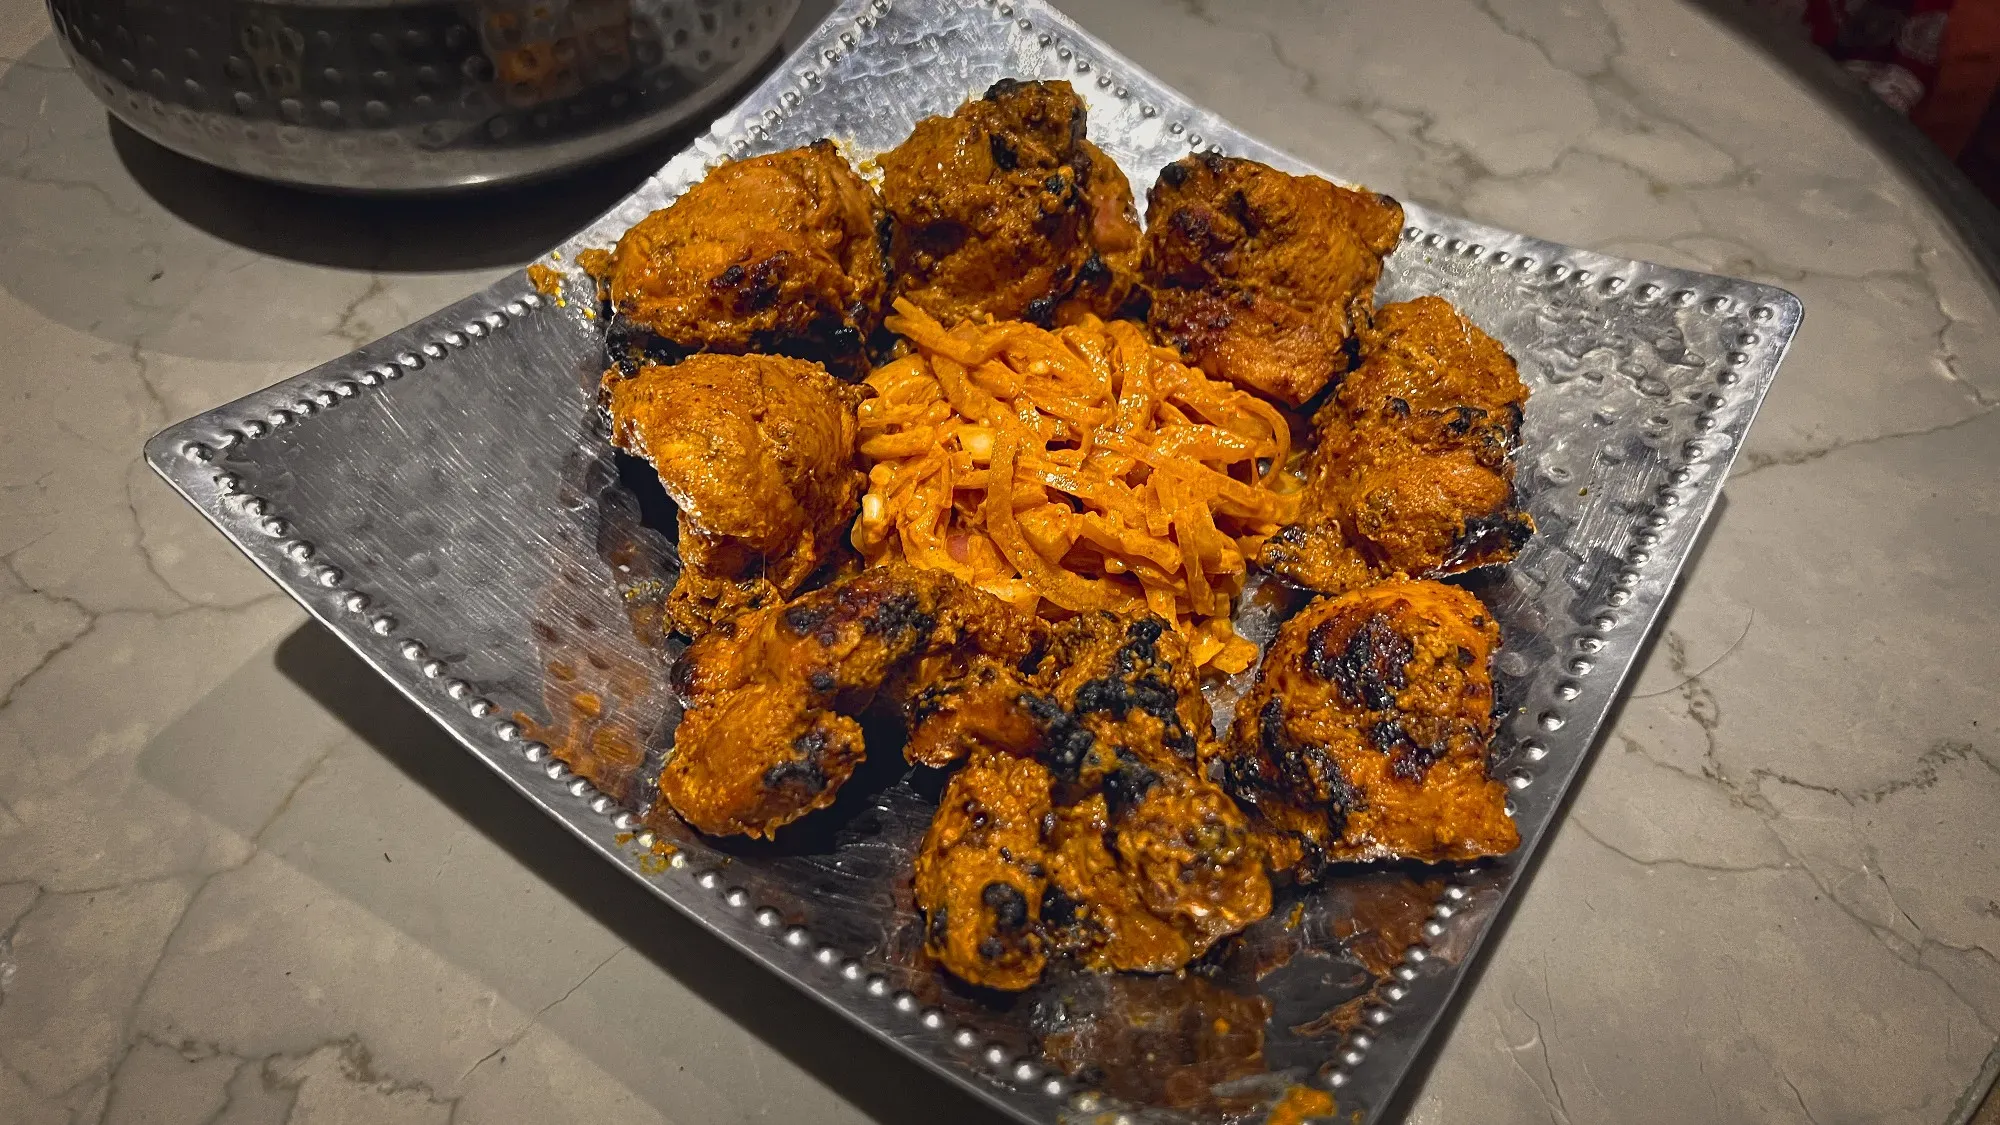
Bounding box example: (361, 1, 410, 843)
(853, 299, 1298, 671)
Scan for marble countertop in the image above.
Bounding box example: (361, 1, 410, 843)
(2, 0, 1997, 1122)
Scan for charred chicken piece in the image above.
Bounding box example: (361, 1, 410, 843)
(1022, 613, 1213, 788)
(913, 747, 1055, 990)
(1258, 296, 1533, 593)
(1026, 616, 1269, 971)
(879, 80, 1140, 325)
(1042, 776, 1271, 973)
(1141, 153, 1405, 406)
(1217, 578, 1519, 877)
(653, 563, 1036, 838)
(605, 141, 885, 374)
(1044, 794, 1197, 973)
(602, 354, 866, 639)
(902, 612, 1271, 986)
(897, 612, 1207, 777)
(1111, 767, 1270, 954)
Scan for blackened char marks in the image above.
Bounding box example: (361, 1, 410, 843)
(1021, 691, 1097, 780)
(1040, 884, 1079, 927)
(1024, 293, 1060, 326)
(781, 602, 829, 637)
(1118, 617, 1163, 667)
(1367, 718, 1407, 759)
(605, 322, 690, 375)
(1249, 697, 1358, 833)
(988, 132, 1019, 171)
(1162, 207, 1216, 269)
(1452, 502, 1536, 563)
(667, 649, 697, 702)
(762, 730, 831, 796)
(1100, 747, 1161, 816)
(1368, 717, 1448, 781)
(1074, 675, 1160, 720)
(1074, 674, 1181, 723)
(983, 881, 1030, 931)
(1342, 333, 1365, 372)
(1213, 697, 1283, 800)
(1052, 616, 1200, 762)
(859, 590, 938, 640)
(1444, 404, 1483, 436)
(1307, 613, 1412, 712)
(983, 76, 1026, 101)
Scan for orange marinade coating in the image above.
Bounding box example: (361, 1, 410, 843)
(654, 564, 1035, 839)
(1264, 1085, 1337, 1125)
(900, 612, 1274, 987)
(898, 649, 1046, 768)
(1259, 295, 1534, 594)
(879, 80, 1138, 325)
(602, 353, 864, 639)
(1031, 615, 1269, 972)
(1142, 152, 1405, 406)
(606, 141, 885, 370)
(1218, 578, 1518, 875)
(1046, 794, 1196, 972)
(1044, 776, 1271, 974)
(913, 747, 1055, 990)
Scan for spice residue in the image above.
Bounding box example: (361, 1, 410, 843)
(637, 839, 679, 875)
(527, 262, 563, 297)
(1333, 877, 1441, 976)
(515, 452, 680, 807)
(1038, 972, 1272, 1113)
(1289, 875, 1441, 1039)
(1265, 1083, 1336, 1125)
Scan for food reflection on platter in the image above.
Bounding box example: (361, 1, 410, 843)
(568, 78, 1534, 994)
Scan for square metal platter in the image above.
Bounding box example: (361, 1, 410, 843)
(146, 1, 1801, 1121)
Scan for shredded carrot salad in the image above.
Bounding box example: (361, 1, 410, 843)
(852, 299, 1300, 672)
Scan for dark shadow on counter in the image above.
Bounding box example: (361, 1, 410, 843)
(1685, 0, 2000, 286)
(272, 620, 1013, 1125)
(107, 117, 692, 273)
(102, 0, 839, 273)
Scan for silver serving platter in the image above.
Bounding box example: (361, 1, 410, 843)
(145, 1, 1801, 1121)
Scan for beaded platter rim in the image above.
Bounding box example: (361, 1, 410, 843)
(145, 0, 1802, 1122)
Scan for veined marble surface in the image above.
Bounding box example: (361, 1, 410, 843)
(1, 0, 1996, 1122)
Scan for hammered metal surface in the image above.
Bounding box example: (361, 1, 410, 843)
(49, 0, 799, 189)
(145, 1, 1801, 1121)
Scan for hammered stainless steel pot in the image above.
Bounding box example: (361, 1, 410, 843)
(48, 0, 801, 191)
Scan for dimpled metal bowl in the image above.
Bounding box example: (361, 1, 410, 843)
(48, 0, 800, 191)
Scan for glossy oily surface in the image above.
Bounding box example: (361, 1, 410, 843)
(8, 0, 1999, 1122)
